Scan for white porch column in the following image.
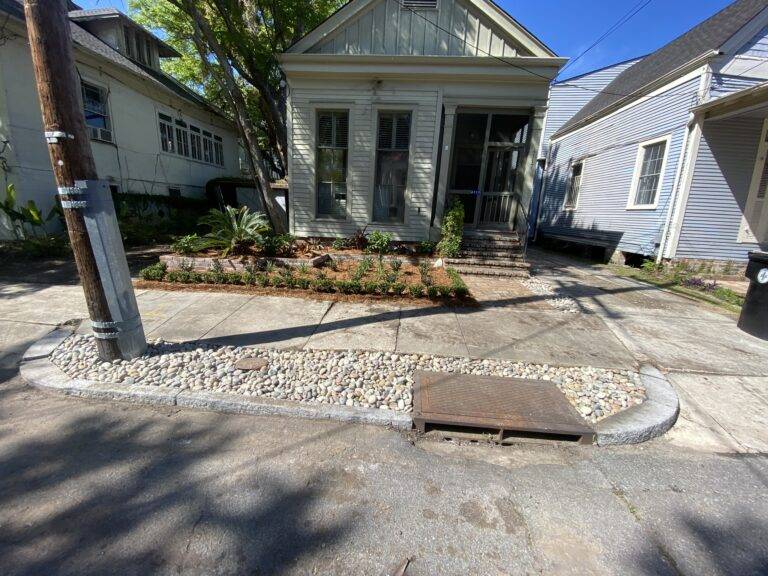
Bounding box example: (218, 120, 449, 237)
(432, 103, 458, 236)
(513, 106, 547, 235)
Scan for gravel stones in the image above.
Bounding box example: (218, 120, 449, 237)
(50, 334, 645, 423)
(522, 277, 580, 313)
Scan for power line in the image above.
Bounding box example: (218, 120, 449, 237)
(393, 0, 697, 101)
(559, 0, 654, 75)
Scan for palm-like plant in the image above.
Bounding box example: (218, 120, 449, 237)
(198, 206, 270, 256)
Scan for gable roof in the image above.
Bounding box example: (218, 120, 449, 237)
(553, 0, 768, 139)
(287, 0, 556, 57)
(0, 0, 225, 118)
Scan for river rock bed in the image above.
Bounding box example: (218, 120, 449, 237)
(50, 334, 645, 423)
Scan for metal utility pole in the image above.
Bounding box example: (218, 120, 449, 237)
(24, 0, 146, 360)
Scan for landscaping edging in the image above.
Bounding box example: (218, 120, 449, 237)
(21, 329, 679, 446)
(595, 365, 680, 446)
(20, 328, 412, 431)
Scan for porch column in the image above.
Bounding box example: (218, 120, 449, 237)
(432, 103, 458, 236)
(513, 106, 547, 236)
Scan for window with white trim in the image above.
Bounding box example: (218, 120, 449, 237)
(373, 111, 411, 223)
(159, 115, 224, 166)
(564, 161, 583, 210)
(81, 81, 112, 142)
(629, 138, 668, 208)
(316, 110, 349, 219)
(158, 113, 175, 153)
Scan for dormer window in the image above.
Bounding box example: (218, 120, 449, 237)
(123, 25, 155, 67)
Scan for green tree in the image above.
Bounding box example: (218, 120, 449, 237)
(130, 0, 343, 233)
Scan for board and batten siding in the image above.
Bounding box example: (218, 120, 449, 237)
(289, 85, 439, 241)
(540, 58, 642, 158)
(676, 116, 764, 261)
(539, 78, 700, 256)
(309, 0, 527, 57)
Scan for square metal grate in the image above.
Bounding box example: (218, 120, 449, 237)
(413, 371, 595, 444)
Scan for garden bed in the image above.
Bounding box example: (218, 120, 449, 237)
(141, 255, 469, 300)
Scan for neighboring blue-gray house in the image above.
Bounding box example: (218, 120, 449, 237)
(535, 0, 768, 267)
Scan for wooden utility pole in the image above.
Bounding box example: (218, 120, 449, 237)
(24, 0, 138, 361)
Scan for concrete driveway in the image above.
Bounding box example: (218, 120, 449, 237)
(0, 249, 767, 575)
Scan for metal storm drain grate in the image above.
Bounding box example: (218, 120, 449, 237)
(413, 371, 595, 444)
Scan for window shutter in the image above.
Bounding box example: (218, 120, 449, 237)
(378, 114, 394, 149)
(334, 112, 348, 148)
(318, 113, 333, 147)
(395, 114, 411, 150)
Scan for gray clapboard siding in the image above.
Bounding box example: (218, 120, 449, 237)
(710, 73, 764, 99)
(737, 23, 768, 58)
(539, 78, 699, 256)
(289, 86, 439, 241)
(540, 58, 642, 158)
(676, 116, 764, 261)
(309, 0, 526, 57)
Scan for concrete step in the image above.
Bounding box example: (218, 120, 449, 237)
(451, 265, 530, 278)
(463, 232, 520, 242)
(459, 249, 525, 259)
(444, 258, 529, 269)
(461, 237, 521, 248)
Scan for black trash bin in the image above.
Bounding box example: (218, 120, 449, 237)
(738, 251, 768, 340)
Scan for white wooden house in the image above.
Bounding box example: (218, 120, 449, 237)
(0, 1, 241, 239)
(279, 0, 565, 242)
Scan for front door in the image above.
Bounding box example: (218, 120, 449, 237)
(447, 111, 530, 229)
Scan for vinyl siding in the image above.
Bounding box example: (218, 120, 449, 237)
(737, 23, 768, 58)
(710, 73, 764, 98)
(540, 59, 642, 158)
(676, 116, 765, 261)
(538, 78, 699, 256)
(309, 0, 528, 57)
(289, 84, 439, 241)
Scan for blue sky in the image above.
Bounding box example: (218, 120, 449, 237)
(77, 0, 733, 79)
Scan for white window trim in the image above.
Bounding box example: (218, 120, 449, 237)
(368, 104, 417, 227)
(80, 77, 113, 142)
(310, 103, 354, 222)
(626, 134, 672, 210)
(562, 157, 586, 211)
(738, 117, 768, 244)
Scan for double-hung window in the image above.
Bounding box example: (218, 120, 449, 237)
(81, 81, 112, 142)
(214, 135, 224, 166)
(316, 110, 349, 219)
(373, 111, 411, 223)
(158, 113, 175, 153)
(564, 161, 583, 210)
(175, 119, 190, 157)
(189, 125, 202, 160)
(629, 137, 669, 209)
(202, 130, 213, 164)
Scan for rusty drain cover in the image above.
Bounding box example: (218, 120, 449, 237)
(413, 371, 595, 444)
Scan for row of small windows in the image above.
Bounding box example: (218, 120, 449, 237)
(158, 113, 225, 166)
(80, 80, 226, 168)
(315, 109, 412, 222)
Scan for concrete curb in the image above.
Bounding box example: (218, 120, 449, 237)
(21, 331, 678, 445)
(20, 328, 412, 431)
(595, 364, 680, 446)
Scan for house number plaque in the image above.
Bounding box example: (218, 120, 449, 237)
(758, 268, 768, 284)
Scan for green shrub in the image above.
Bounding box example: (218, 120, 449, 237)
(256, 272, 269, 287)
(352, 257, 374, 282)
(171, 234, 202, 255)
(436, 284, 453, 298)
(366, 230, 392, 255)
(206, 260, 226, 284)
(418, 261, 433, 286)
(139, 262, 167, 281)
(418, 241, 437, 255)
(335, 279, 362, 294)
(261, 233, 296, 257)
(362, 280, 379, 294)
(297, 263, 310, 275)
(331, 237, 347, 250)
(198, 206, 270, 256)
(446, 267, 469, 298)
(408, 284, 424, 298)
(391, 282, 406, 295)
(436, 198, 464, 257)
(426, 285, 440, 299)
(389, 258, 402, 273)
(312, 276, 335, 292)
(167, 269, 196, 283)
(19, 235, 70, 258)
(225, 272, 243, 285)
(296, 277, 312, 290)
